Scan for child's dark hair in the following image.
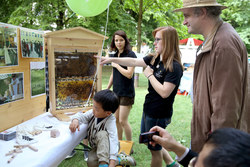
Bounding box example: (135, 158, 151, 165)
(93, 89, 119, 113)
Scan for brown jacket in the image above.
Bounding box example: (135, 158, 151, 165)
(191, 21, 249, 152)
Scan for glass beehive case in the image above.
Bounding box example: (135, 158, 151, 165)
(54, 51, 97, 110)
(45, 27, 106, 118)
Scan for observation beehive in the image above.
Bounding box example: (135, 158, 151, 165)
(44, 27, 107, 120)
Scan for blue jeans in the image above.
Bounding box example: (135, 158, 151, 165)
(140, 112, 171, 151)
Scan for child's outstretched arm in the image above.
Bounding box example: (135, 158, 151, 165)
(70, 110, 93, 132)
(69, 119, 80, 132)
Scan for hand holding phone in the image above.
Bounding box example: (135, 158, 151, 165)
(149, 126, 182, 152)
(139, 131, 159, 143)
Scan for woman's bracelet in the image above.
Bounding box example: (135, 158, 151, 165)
(147, 74, 153, 79)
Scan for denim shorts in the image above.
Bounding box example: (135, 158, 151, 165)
(140, 112, 171, 151)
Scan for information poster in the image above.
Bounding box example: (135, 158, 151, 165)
(0, 24, 18, 67)
(0, 73, 24, 105)
(21, 29, 44, 58)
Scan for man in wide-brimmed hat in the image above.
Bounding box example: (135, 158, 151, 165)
(174, 0, 249, 153)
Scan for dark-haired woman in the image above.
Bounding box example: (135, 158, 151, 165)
(107, 30, 136, 144)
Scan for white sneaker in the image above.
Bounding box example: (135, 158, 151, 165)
(65, 150, 76, 159)
(16, 126, 38, 145)
(84, 150, 88, 161)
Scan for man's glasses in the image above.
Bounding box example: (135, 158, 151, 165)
(154, 38, 162, 43)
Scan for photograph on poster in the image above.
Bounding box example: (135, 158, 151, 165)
(0, 24, 18, 67)
(0, 73, 24, 105)
(30, 62, 45, 97)
(21, 29, 44, 58)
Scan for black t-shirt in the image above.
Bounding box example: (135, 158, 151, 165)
(143, 55, 183, 118)
(111, 50, 137, 97)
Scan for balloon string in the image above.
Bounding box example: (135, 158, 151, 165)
(83, 4, 110, 109)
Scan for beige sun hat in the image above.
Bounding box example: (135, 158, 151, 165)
(174, 0, 227, 12)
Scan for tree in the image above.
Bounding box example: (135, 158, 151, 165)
(3, 0, 247, 52)
(6, 0, 75, 30)
(122, 0, 187, 53)
(4, 0, 136, 50)
(0, 0, 23, 23)
(81, 0, 137, 48)
(218, 0, 250, 52)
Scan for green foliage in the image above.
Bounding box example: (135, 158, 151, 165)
(121, 0, 184, 51)
(218, 0, 250, 52)
(82, 1, 137, 48)
(0, 0, 248, 51)
(0, 0, 23, 23)
(7, 0, 73, 30)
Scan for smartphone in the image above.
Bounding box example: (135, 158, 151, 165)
(139, 131, 159, 143)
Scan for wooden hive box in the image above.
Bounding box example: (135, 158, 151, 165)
(44, 27, 108, 121)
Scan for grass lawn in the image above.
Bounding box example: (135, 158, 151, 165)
(59, 65, 193, 167)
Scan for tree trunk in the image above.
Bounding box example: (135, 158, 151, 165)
(137, 0, 143, 54)
(56, 11, 64, 30)
(134, 0, 143, 88)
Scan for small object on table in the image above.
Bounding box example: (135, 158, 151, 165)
(50, 129, 60, 138)
(7, 153, 17, 163)
(30, 129, 42, 136)
(14, 144, 38, 152)
(0, 130, 16, 141)
(5, 148, 23, 156)
(5, 144, 38, 163)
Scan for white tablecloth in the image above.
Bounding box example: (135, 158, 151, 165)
(0, 112, 87, 167)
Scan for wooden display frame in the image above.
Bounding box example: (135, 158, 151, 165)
(44, 27, 107, 121)
(0, 25, 46, 132)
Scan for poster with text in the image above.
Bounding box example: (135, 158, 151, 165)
(0, 73, 24, 105)
(0, 23, 18, 67)
(30, 62, 46, 97)
(21, 29, 44, 58)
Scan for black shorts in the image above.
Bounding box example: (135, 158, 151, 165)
(119, 96, 134, 106)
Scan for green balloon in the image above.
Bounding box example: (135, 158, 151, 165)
(66, 0, 112, 17)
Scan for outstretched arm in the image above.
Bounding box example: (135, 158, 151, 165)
(95, 56, 147, 67)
